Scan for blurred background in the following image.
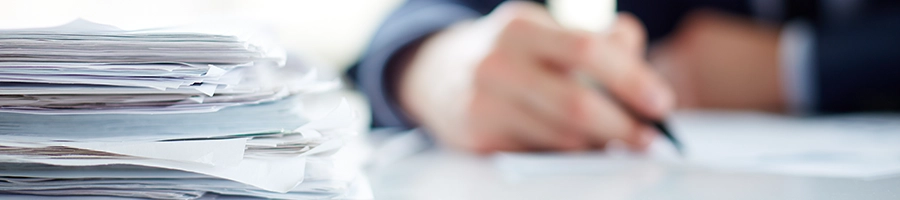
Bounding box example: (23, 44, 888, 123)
(0, 0, 403, 72)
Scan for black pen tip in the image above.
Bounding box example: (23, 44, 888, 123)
(652, 122, 684, 156)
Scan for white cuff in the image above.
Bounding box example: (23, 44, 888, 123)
(779, 20, 816, 115)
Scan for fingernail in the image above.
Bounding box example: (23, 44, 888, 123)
(631, 126, 659, 152)
(640, 128, 657, 146)
(645, 84, 674, 114)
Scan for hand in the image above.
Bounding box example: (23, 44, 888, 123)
(651, 10, 786, 112)
(397, 1, 674, 153)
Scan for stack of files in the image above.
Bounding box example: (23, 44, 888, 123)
(0, 20, 367, 199)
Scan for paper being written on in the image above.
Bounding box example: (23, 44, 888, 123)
(496, 111, 900, 180)
(672, 111, 900, 179)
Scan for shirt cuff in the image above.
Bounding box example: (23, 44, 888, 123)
(358, 4, 480, 128)
(779, 20, 817, 115)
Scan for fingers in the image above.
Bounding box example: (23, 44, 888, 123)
(463, 91, 586, 153)
(575, 16, 675, 120)
(491, 8, 674, 120)
(475, 49, 583, 125)
(505, 104, 587, 151)
(595, 57, 674, 119)
(490, 3, 597, 69)
(462, 92, 529, 153)
(456, 4, 670, 153)
(510, 81, 654, 151)
(566, 85, 655, 149)
(476, 52, 654, 151)
(609, 13, 647, 55)
(496, 18, 589, 67)
(470, 53, 586, 152)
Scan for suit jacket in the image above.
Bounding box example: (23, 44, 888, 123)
(349, 0, 900, 129)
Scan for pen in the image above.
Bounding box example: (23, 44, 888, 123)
(653, 121, 683, 155)
(549, 0, 683, 155)
(604, 86, 684, 156)
(579, 72, 684, 155)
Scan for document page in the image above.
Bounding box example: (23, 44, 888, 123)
(496, 111, 900, 180)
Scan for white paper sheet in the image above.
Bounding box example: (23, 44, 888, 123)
(7, 155, 306, 193)
(51, 138, 248, 166)
(496, 111, 900, 180)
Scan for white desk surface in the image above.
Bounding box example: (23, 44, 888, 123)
(365, 138, 900, 200)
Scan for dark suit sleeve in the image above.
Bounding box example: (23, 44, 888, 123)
(617, 0, 751, 43)
(349, 0, 530, 129)
(813, 4, 900, 112)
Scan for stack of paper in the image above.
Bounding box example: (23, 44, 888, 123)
(0, 20, 365, 199)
